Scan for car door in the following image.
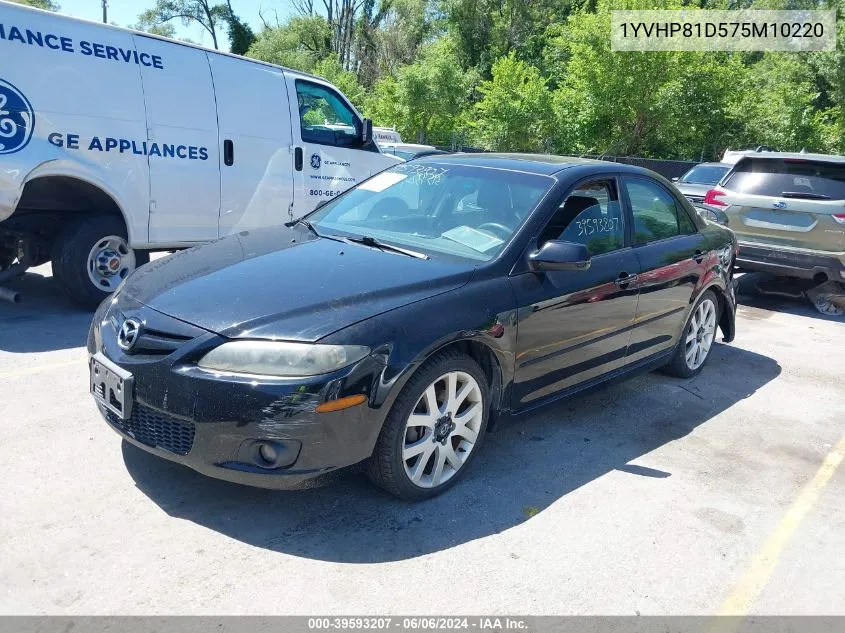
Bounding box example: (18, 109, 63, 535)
(622, 175, 709, 365)
(285, 76, 395, 216)
(510, 177, 640, 410)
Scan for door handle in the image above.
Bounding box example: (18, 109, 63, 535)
(614, 272, 638, 288)
(692, 249, 705, 263)
(223, 139, 233, 166)
(294, 147, 303, 171)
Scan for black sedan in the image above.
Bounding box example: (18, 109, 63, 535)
(88, 154, 737, 500)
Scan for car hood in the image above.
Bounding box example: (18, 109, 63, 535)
(122, 226, 474, 341)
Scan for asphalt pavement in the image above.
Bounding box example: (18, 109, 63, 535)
(1, 266, 843, 615)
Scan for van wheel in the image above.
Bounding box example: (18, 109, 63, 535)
(52, 215, 149, 310)
(367, 349, 489, 501)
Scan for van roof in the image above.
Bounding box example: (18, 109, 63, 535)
(4, 0, 327, 84)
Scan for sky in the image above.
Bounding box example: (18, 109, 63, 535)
(56, 0, 294, 49)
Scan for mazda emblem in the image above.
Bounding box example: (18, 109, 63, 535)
(117, 318, 142, 352)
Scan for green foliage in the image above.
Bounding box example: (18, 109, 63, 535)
(222, 1, 255, 55)
(247, 16, 332, 72)
(137, 0, 227, 49)
(364, 38, 468, 144)
(7, 0, 59, 9)
(233, 0, 842, 157)
(133, 21, 177, 37)
(472, 52, 551, 151)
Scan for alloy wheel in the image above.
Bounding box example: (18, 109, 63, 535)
(684, 298, 717, 371)
(402, 371, 483, 489)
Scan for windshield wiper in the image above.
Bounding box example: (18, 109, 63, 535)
(780, 191, 832, 200)
(342, 235, 429, 260)
(285, 217, 321, 237)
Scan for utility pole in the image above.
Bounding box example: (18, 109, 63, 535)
(101, 0, 108, 23)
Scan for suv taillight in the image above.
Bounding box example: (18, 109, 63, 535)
(704, 189, 728, 207)
(833, 213, 845, 225)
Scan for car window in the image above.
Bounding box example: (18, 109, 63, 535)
(625, 178, 694, 244)
(680, 165, 730, 185)
(539, 181, 624, 256)
(295, 80, 360, 148)
(309, 163, 553, 262)
(724, 158, 845, 200)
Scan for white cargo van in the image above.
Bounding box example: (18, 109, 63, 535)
(0, 1, 395, 306)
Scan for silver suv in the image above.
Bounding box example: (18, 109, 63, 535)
(705, 152, 845, 291)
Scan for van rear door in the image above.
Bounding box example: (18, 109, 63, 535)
(208, 55, 294, 236)
(721, 157, 845, 254)
(285, 75, 395, 216)
(134, 35, 220, 243)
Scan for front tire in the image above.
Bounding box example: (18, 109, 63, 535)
(52, 214, 149, 310)
(663, 290, 720, 378)
(367, 349, 489, 501)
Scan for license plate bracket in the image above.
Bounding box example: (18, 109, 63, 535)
(90, 352, 133, 420)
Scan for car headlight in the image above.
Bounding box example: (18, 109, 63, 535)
(197, 341, 370, 377)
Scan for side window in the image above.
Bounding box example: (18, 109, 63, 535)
(295, 80, 360, 147)
(624, 177, 693, 244)
(539, 180, 625, 257)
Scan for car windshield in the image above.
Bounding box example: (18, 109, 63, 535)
(308, 163, 553, 261)
(680, 165, 730, 185)
(724, 158, 845, 200)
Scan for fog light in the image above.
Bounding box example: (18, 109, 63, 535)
(237, 439, 301, 470)
(258, 443, 278, 464)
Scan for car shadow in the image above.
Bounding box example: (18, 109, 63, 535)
(122, 343, 781, 563)
(0, 268, 93, 353)
(735, 272, 844, 323)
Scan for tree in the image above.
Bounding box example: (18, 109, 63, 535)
(222, 0, 255, 55)
(247, 16, 332, 72)
(548, 0, 744, 159)
(365, 37, 468, 144)
(137, 0, 227, 50)
(472, 52, 552, 151)
(133, 21, 177, 38)
(7, 0, 59, 9)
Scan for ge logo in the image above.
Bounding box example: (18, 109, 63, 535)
(0, 79, 34, 155)
(310, 153, 321, 169)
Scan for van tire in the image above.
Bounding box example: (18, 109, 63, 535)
(52, 214, 148, 310)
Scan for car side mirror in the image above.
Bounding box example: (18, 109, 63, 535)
(528, 240, 591, 272)
(361, 118, 373, 145)
(671, 176, 679, 182)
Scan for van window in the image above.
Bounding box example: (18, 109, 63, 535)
(295, 80, 360, 148)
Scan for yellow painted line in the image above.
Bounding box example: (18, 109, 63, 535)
(715, 434, 845, 621)
(0, 359, 81, 379)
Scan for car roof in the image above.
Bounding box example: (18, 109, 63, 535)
(691, 162, 732, 168)
(732, 151, 845, 164)
(412, 153, 652, 176)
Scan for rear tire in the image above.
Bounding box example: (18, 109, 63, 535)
(662, 290, 720, 379)
(52, 214, 149, 310)
(367, 349, 489, 501)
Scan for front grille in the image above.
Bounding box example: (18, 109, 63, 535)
(105, 404, 195, 456)
(686, 195, 705, 204)
(132, 328, 193, 355)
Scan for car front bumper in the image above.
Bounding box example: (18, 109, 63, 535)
(88, 301, 388, 490)
(736, 242, 845, 282)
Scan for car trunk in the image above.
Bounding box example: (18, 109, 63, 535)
(721, 158, 845, 253)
